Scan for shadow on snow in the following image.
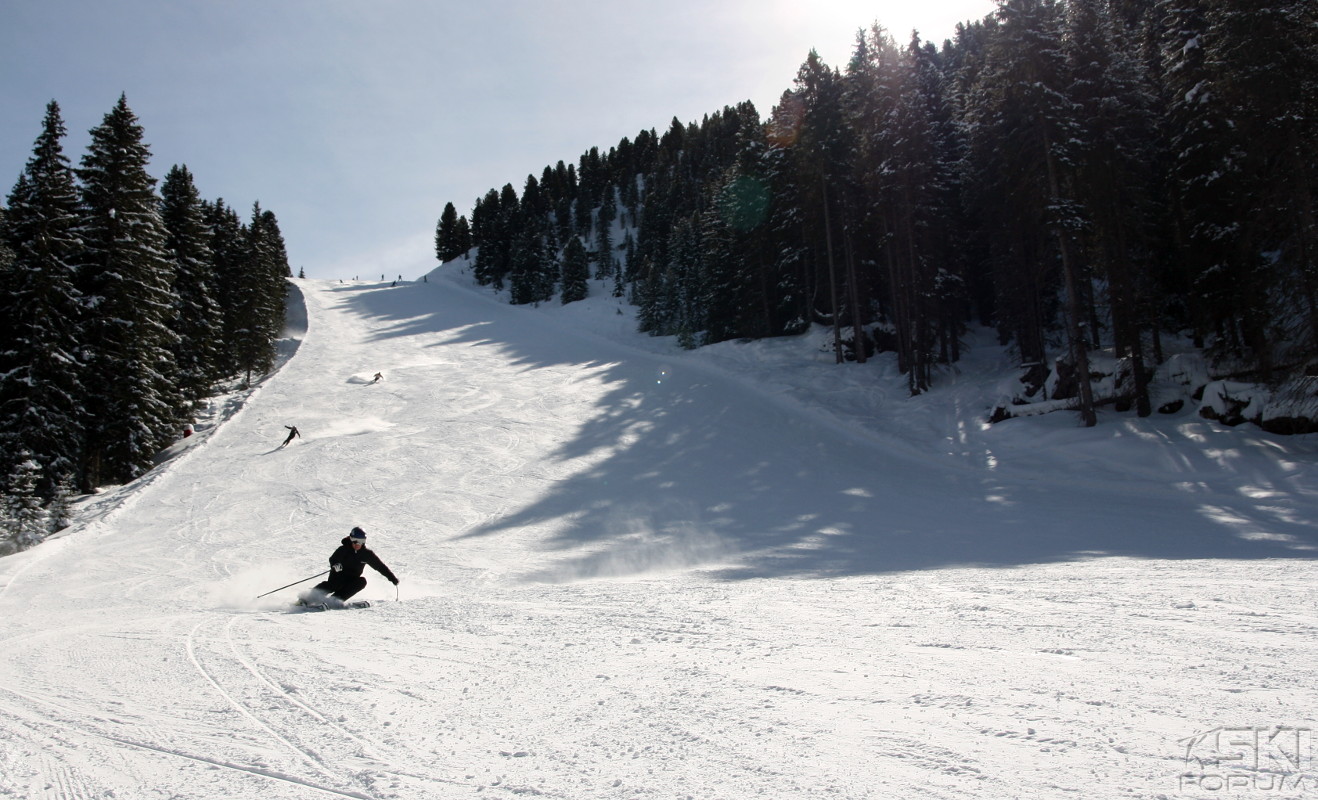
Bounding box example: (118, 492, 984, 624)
(329, 279, 1318, 581)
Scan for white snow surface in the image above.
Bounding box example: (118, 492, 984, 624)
(3, 266, 1318, 799)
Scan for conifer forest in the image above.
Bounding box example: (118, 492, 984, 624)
(437, 0, 1317, 428)
(0, 95, 290, 552)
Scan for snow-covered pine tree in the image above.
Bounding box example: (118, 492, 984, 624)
(470, 188, 502, 286)
(550, 161, 576, 247)
(910, 38, 969, 368)
(46, 474, 75, 535)
(0, 455, 51, 554)
(0, 101, 87, 497)
(698, 172, 749, 345)
(791, 49, 853, 361)
(576, 146, 605, 239)
(759, 96, 811, 336)
(594, 187, 617, 281)
(891, 34, 961, 392)
(967, 0, 1097, 424)
(202, 197, 247, 378)
(560, 236, 590, 304)
(508, 175, 556, 305)
(1065, 0, 1159, 415)
(228, 202, 289, 383)
(160, 165, 224, 416)
(1201, 0, 1318, 371)
(76, 95, 184, 487)
(1159, 0, 1252, 360)
(666, 214, 706, 345)
(701, 101, 775, 346)
(618, 231, 636, 297)
(489, 184, 520, 291)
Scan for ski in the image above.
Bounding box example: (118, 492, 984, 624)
(292, 599, 371, 612)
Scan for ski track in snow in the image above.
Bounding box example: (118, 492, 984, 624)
(1, 271, 1317, 799)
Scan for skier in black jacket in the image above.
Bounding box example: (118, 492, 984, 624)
(299, 527, 398, 606)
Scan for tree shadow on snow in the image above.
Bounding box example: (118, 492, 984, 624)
(328, 279, 1318, 581)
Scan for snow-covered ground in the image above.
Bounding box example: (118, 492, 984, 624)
(2, 264, 1317, 799)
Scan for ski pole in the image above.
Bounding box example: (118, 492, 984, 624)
(256, 570, 328, 599)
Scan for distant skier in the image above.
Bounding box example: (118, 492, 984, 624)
(298, 527, 398, 606)
(372, 372, 383, 383)
(279, 425, 300, 448)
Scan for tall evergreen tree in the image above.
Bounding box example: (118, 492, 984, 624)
(560, 236, 590, 304)
(0, 455, 49, 554)
(0, 101, 87, 496)
(1160, 0, 1253, 360)
(229, 202, 288, 382)
(1066, 0, 1159, 414)
(453, 214, 472, 257)
(791, 49, 853, 354)
(160, 165, 223, 415)
(203, 197, 247, 377)
(76, 95, 183, 488)
(594, 186, 617, 280)
(969, 0, 1097, 424)
(435, 201, 463, 262)
(1204, 0, 1318, 370)
(702, 107, 778, 344)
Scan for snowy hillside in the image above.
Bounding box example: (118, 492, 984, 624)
(2, 265, 1316, 799)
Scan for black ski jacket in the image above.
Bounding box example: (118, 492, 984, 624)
(329, 537, 398, 584)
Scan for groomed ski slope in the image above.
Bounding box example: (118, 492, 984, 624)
(2, 267, 1317, 799)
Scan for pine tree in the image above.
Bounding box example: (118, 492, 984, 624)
(791, 49, 854, 359)
(160, 165, 223, 415)
(435, 201, 463, 262)
(1066, 0, 1159, 414)
(594, 187, 617, 280)
(0, 101, 87, 496)
(46, 474, 75, 534)
(666, 215, 706, 343)
(229, 202, 288, 382)
(1204, 0, 1318, 370)
(699, 173, 750, 344)
(203, 197, 247, 377)
(560, 236, 590, 304)
(454, 215, 472, 256)
(508, 175, 557, 305)
(702, 103, 775, 345)
(0, 455, 51, 554)
(761, 96, 812, 335)
(1160, 0, 1254, 362)
(494, 184, 520, 290)
(853, 29, 963, 392)
(508, 220, 554, 306)
(969, 0, 1096, 424)
(76, 95, 184, 488)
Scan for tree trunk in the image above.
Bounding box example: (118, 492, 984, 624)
(1042, 130, 1096, 427)
(822, 180, 843, 364)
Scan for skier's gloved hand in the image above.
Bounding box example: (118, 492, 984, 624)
(390, 577, 399, 585)
(332, 563, 343, 573)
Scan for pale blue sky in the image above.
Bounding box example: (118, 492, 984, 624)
(2, 0, 995, 280)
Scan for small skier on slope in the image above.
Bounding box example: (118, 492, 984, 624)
(279, 425, 300, 448)
(298, 527, 399, 607)
(372, 372, 383, 383)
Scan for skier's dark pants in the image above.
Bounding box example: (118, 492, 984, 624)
(314, 576, 366, 601)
